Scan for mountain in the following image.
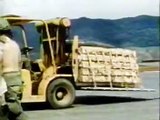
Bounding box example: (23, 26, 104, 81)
(70, 15, 159, 48)
(11, 15, 159, 62)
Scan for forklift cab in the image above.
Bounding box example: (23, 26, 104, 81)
(8, 17, 72, 74)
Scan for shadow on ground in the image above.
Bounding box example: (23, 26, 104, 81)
(22, 96, 156, 111)
(74, 96, 152, 105)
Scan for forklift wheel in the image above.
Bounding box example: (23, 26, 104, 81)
(47, 78, 75, 109)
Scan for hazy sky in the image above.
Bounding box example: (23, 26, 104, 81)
(0, 0, 159, 19)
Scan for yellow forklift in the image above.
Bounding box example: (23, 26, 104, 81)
(3, 15, 78, 109)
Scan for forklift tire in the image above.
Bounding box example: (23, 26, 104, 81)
(47, 78, 75, 109)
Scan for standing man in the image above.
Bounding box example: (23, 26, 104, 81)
(0, 18, 28, 120)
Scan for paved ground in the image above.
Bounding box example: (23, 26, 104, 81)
(23, 71, 159, 120)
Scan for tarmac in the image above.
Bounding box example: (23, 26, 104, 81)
(23, 71, 159, 120)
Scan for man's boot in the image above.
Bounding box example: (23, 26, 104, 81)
(0, 104, 9, 120)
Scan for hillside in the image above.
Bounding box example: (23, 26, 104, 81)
(70, 15, 159, 48)
(70, 15, 159, 61)
(10, 15, 159, 62)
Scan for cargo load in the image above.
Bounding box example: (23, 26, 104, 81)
(78, 46, 141, 88)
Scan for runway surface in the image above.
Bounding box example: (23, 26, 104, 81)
(23, 71, 159, 120)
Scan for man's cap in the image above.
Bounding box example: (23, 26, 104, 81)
(0, 18, 11, 30)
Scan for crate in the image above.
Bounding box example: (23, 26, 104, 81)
(77, 46, 141, 88)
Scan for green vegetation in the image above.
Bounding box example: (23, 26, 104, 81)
(71, 15, 159, 61)
(71, 15, 159, 47)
